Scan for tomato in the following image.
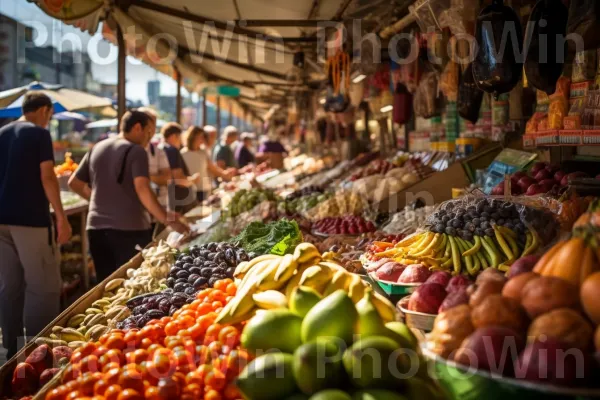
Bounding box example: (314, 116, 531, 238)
(225, 283, 237, 296)
(93, 378, 111, 395)
(165, 321, 182, 336)
(146, 343, 163, 355)
(218, 326, 240, 348)
(105, 335, 127, 351)
(79, 372, 103, 395)
(102, 362, 121, 373)
(80, 355, 101, 374)
(196, 302, 214, 315)
(118, 368, 145, 393)
(204, 369, 226, 391)
(46, 386, 68, 400)
(206, 341, 223, 359)
(61, 364, 82, 383)
(157, 376, 181, 399)
(149, 349, 176, 378)
(116, 388, 143, 400)
(139, 337, 153, 349)
(204, 389, 222, 400)
(66, 390, 83, 400)
(139, 325, 165, 343)
(103, 385, 122, 400)
(125, 349, 149, 365)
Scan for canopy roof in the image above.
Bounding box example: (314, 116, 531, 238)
(29, 0, 402, 120)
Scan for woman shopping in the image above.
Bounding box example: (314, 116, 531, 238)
(181, 126, 233, 202)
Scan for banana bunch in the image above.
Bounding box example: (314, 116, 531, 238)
(217, 243, 395, 324)
(375, 224, 540, 275)
(37, 242, 176, 350)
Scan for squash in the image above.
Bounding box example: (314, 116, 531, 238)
(533, 236, 600, 287)
(573, 198, 600, 229)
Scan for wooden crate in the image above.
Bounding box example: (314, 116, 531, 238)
(0, 253, 143, 398)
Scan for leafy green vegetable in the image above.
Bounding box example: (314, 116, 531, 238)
(231, 219, 302, 255)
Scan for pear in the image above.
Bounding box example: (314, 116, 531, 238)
(301, 290, 357, 346)
(385, 322, 418, 351)
(293, 339, 344, 395)
(309, 390, 352, 400)
(241, 309, 303, 354)
(237, 353, 298, 400)
(290, 286, 323, 317)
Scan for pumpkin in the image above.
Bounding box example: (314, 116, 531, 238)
(573, 198, 600, 229)
(533, 236, 600, 287)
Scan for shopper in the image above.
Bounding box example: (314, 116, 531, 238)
(160, 123, 198, 213)
(0, 92, 72, 358)
(203, 125, 217, 158)
(181, 126, 233, 202)
(138, 108, 170, 235)
(69, 111, 188, 282)
(235, 132, 256, 169)
(257, 126, 288, 169)
(213, 125, 239, 169)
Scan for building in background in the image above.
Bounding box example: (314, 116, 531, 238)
(0, 14, 31, 91)
(147, 80, 160, 106)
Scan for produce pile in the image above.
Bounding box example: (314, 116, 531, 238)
(277, 191, 331, 216)
(9, 242, 177, 399)
(350, 159, 396, 181)
(231, 219, 302, 256)
(313, 216, 376, 236)
(305, 192, 366, 221)
(222, 188, 278, 220)
(54, 153, 78, 178)
(369, 197, 557, 277)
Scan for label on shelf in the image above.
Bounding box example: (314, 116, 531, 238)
(535, 130, 560, 146)
(559, 130, 583, 145)
(582, 130, 600, 145)
(522, 134, 535, 148)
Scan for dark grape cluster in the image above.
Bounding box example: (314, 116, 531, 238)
(118, 290, 195, 329)
(286, 186, 324, 201)
(427, 198, 526, 241)
(166, 242, 251, 293)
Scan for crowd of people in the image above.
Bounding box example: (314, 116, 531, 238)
(0, 91, 292, 358)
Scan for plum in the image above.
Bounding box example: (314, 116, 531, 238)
(398, 264, 432, 284)
(507, 255, 539, 278)
(426, 271, 452, 287)
(454, 326, 524, 376)
(408, 282, 447, 314)
(11, 362, 38, 397)
(39, 368, 60, 387)
(375, 262, 406, 282)
(438, 288, 469, 313)
(446, 275, 471, 293)
(25, 345, 54, 376)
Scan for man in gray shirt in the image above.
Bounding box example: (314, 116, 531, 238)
(69, 111, 188, 282)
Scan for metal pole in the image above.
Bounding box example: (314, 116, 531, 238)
(117, 26, 126, 122)
(176, 70, 182, 124)
(202, 94, 207, 126)
(216, 96, 221, 136)
(228, 101, 233, 126)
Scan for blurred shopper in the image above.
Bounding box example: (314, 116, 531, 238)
(235, 132, 256, 169)
(213, 125, 239, 169)
(69, 111, 188, 282)
(138, 108, 170, 235)
(257, 126, 288, 169)
(181, 126, 232, 202)
(203, 125, 218, 158)
(0, 92, 72, 357)
(159, 123, 198, 213)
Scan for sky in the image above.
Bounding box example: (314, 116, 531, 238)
(0, 0, 188, 104)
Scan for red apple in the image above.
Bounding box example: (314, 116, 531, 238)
(512, 171, 528, 180)
(408, 282, 447, 314)
(507, 255, 540, 279)
(426, 271, 452, 287)
(537, 179, 555, 192)
(398, 264, 432, 284)
(514, 338, 584, 385)
(533, 169, 551, 181)
(492, 183, 504, 195)
(438, 288, 469, 313)
(530, 162, 548, 175)
(375, 262, 406, 282)
(525, 184, 543, 196)
(561, 172, 588, 186)
(446, 275, 471, 293)
(517, 176, 536, 191)
(554, 170, 567, 182)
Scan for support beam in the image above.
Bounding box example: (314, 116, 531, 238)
(176, 70, 182, 124)
(117, 26, 126, 122)
(237, 19, 338, 27)
(129, 0, 317, 42)
(228, 101, 233, 126)
(184, 48, 289, 81)
(216, 96, 221, 136)
(202, 94, 207, 126)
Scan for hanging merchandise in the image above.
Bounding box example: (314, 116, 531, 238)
(324, 51, 351, 113)
(458, 63, 484, 123)
(524, 0, 568, 95)
(440, 38, 459, 101)
(567, 0, 600, 53)
(413, 71, 442, 119)
(393, 82, 413, 124)
(472, 0, 523, 98)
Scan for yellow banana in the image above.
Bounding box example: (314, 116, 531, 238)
(284, 263, 314, 298)
(274, 254, 297, 282)
(412, 233, 440, 257)
(348, 274, 368, 303)
(409, 232, 434, 254)
(238, 258, 277, 291)
(522, 225, 540, 257)
(234, 254, 279, 278)
(371, 290, 397, 323)
(493, 226, 514, 261)
(104, 278, 125, 292)
(299, 266, 333, 294)
(254, 258, 285, 291)
(293, 243, 321, 264)
(67, 314, 85, 328)
(252, 290, 288, 309)
(462, 236, 481, 257)
(394, 232, 424, 247)
(323, 269, 353, 296)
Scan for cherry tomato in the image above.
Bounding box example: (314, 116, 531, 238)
(103, 384, 122, 400)
(116, 388, 144, 400)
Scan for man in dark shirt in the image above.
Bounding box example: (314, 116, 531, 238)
(0, 92, 72, 357)
(69, 112, 188, 281)
(213, 126, 238, 169)
(235, 132, 256, 169)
